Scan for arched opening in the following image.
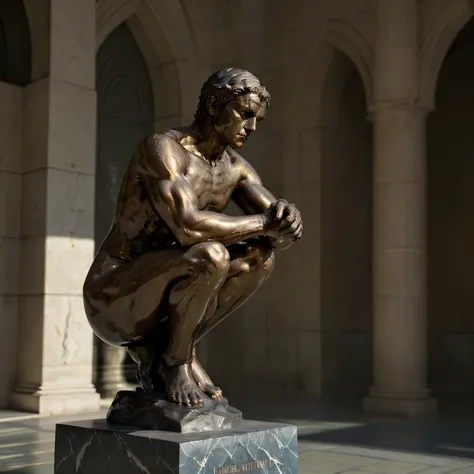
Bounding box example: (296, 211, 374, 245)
(94, 21, 155, 397)
(0, 0, 31, 85)
(320, 49, 373, 397)
(427, 15, 474, 403)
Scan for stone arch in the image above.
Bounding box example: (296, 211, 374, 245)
(319, 48, 374, 397)
(96, 0, 206, 125)
(293, 26, 374, 397)
(94, 19, 157, 396)
(95, 21, 155, 247)
(22, 0, 50, 81)
(96, 0, 188, 125)
(0, 0, 32, 85)
(426, 13, 474, 398)
(295, 20, 373, 129)
(325, 20, 373, 110)
(320, 45, 362, 129)
(419, 0, 473, 109)
(96, 0, 195, 60)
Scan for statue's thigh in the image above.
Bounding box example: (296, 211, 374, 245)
(89, 247, 194, 344)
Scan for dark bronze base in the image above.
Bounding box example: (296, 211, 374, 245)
(106, 389, 242, 433)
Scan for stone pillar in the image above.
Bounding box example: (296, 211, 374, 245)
(0, 82, 23, 408)
(11, 0, 100, 414)
(363, 0, 436, 415)
(96, 343, 135, 399)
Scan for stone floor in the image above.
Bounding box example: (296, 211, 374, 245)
(2, 397, 474, 473)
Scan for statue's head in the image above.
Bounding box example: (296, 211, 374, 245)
(194, 68, 271, 149)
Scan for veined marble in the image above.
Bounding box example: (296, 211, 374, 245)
(54, 419, 298, 473)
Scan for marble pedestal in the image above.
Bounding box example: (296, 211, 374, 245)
(54, 419, 298, 473)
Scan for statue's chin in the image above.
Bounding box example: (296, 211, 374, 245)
(230, 141, 245, 149)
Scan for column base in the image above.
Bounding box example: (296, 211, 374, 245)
(11, 386, 101, 416)
(96, 343, 137, 399)
(96, 370, 136, 399)
(364, 394, 437, 416)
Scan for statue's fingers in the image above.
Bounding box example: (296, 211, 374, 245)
(294, 216, 303, 230)
(288, 222, 303, 240)
(293, 225, 303, 240)
(279, 211, 301, 230)
(283, 212, 297, 226)
(275, 200, 285, 220)
(287, 204, 297, 222)
(278, 218, 293, 230)
(280, 220, 299, 236)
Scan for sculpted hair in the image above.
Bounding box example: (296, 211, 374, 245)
(194, 68, 271, 123)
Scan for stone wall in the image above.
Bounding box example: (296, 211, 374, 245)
(200, 0, 377, 398)
(1, 0, 474, 413)
(0, 82, 23, 406)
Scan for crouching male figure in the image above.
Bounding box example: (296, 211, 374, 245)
(83, 68, 303, 407)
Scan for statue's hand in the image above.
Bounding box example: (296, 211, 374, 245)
(263, 200, 289, 239)
(264, 199, 303, 242)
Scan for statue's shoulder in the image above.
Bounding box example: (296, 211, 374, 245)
(142, 129, 182, 151)
(138, 130, 188, 176)
(160, 128, 187, 143)
(226, 148, 260, 182)
(226, 147, 253, 171)
(226, 147, 246, 166)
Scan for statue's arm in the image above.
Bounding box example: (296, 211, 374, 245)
(137, 135, 269, 247)
(231, 153, 302, 249)
(231, 154, 278, 214)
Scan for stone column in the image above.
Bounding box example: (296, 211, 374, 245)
(363, 0, 436, 415)
(11, 0, 100, 414)
(96, 342, 135, 399)
(0, 82, 23, 408)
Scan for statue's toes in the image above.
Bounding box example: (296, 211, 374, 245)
(211, 390, 223, 401)
(169, 391, 178, 403)
(181, 392, 192, 408)
(205, 386, 222, 400)
(178, 389, 203, 407)
(190, 390, 203, 407)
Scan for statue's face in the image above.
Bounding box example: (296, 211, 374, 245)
(212, 92, 267, 149)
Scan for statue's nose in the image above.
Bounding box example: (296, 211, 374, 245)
(246, 117, 257, 132)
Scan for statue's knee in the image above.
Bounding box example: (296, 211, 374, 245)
(192, 242, 230, 275)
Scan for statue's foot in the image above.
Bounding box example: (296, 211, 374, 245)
(162, 362, 204, 408)
(192, 358, 223, 401)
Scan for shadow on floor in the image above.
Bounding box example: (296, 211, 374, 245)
(228, 394, 372, 423)
(232, 394, 474, 462)
(298, 417, 474, 460)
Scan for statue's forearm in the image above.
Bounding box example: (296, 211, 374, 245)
(178, 210, 267, 246)
(246, 185, 277, 212)
(233, 183, 278, 214)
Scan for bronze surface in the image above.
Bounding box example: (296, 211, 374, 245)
(83, 68, 303, 414)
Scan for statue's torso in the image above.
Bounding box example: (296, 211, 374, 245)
(183, 149, 238, 213)
(100, 130, 242, 259)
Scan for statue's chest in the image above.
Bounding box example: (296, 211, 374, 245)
(185, 156, 238, 212)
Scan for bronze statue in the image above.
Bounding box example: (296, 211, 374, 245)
(83, 68, 302, 430)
